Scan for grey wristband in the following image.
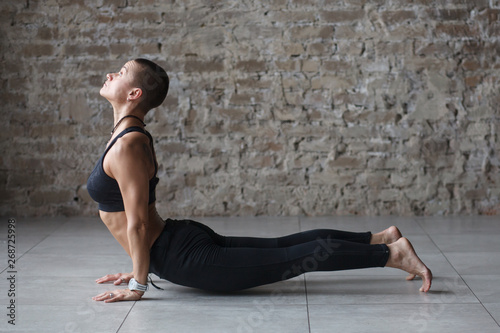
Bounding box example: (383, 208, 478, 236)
(128, 278, 148, 292)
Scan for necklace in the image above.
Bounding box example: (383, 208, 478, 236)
(111, 115, 146, 135)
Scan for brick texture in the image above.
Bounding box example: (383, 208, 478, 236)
(1, 0, 499, 217)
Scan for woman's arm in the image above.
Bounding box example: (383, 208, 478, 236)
(94, 133, 154, 302)
(113, 133, 153, 283)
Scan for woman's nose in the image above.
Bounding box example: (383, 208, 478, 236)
(106, 73, 113, 81)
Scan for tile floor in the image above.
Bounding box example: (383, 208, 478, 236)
(0, 215, 499, 333)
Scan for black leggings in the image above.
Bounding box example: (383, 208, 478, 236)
(149, 219, 390, 292)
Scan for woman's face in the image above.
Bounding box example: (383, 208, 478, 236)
(100, 60, 138, 104)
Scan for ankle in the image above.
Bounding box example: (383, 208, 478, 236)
(385, 241, 401, 268)
(370, 232, 383, 245)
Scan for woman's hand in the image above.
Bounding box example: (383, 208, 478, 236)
(92, 289, 143, 303)
(95, 273, 134, 286)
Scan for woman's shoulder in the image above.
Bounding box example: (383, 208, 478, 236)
(112, 131, 150, 153)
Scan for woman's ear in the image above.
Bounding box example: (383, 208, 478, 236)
(128, 88, 143, 102)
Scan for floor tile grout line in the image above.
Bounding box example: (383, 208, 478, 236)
(414, 216, 469, 280)
(1, 233, 52, 275)
(298, 216, 313, 333)
(411, 216, 429, 234)
(306, 301, 484, 306)
(414, 217, 500, 327)
(484, 307, 500, 328)
(116, 300, 138, 332)
(304, 276, 312, 333)
(0, 218, 106, 273)
(1, 218, 73, 275)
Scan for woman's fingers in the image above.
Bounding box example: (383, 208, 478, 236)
(95, 273, 118, 284)
(92, 289, 141, 303)
(93, 290, 119, 302)
(96, 273, 133, 285)
(104, 292, 125, 303)
(114, 276, 126, 285)
(92, 291, 113, 301)
(96, 273, 129, 284)
(114, 273, 134, 285)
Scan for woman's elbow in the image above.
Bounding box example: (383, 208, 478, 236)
(127, 220, 148, 236)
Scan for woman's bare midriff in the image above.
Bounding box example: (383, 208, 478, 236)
(99, 203, 165, 256)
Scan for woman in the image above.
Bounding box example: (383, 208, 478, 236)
(88, 59, 432, 303)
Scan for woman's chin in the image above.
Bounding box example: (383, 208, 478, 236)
(99, 88, 108, 98)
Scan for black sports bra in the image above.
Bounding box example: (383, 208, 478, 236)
(87, 127, 159, 212)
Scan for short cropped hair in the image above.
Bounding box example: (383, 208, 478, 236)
(132, 58, 169, 111)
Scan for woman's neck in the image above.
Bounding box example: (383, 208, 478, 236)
(111, 113, 146, 136)
(111, 101, 146, 124)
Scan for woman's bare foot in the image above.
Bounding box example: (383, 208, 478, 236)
(386, 237, 432, 292)
(370, 226, 402, 245)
